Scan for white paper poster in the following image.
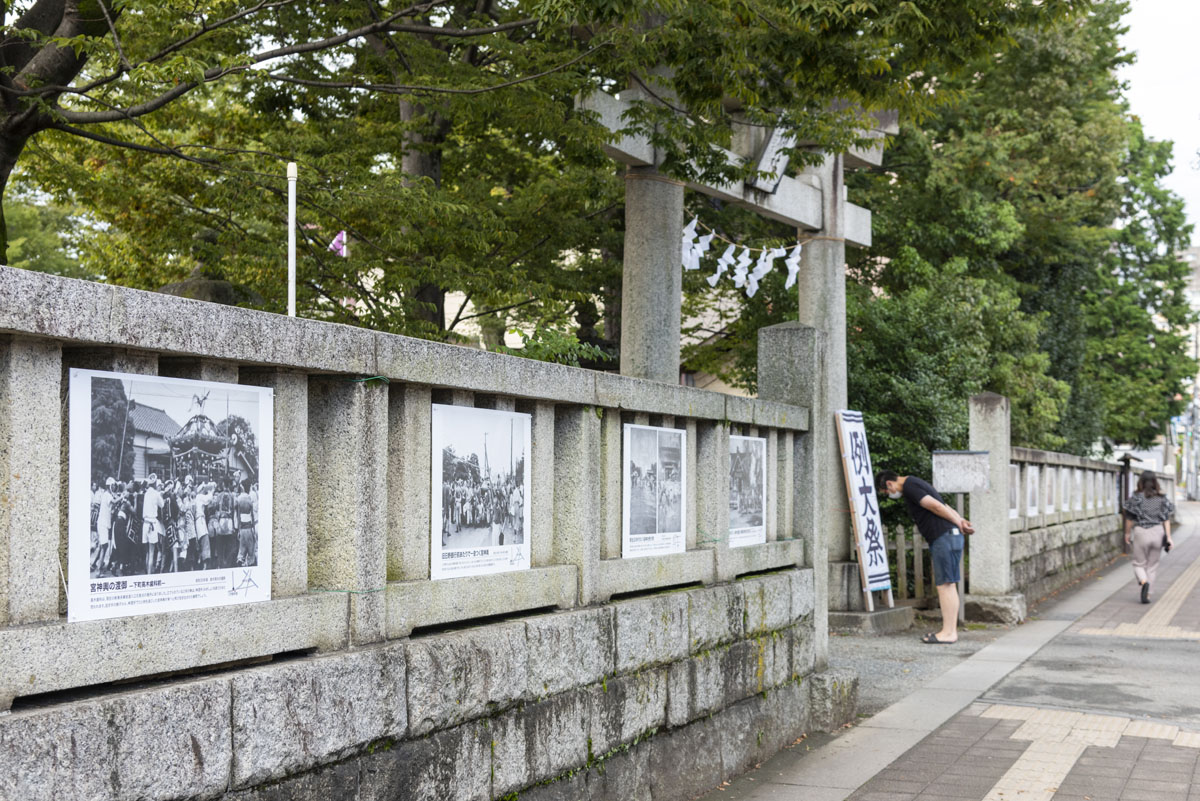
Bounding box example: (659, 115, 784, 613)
(68, 369, 273, 622)
(431, 404, 531, 580)
(729, 435, 767, 548)
(834, 410, 891, 592)
(622, 424, 687, 558)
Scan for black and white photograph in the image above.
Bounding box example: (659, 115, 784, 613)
(68, 369, 273, 622)
(622, 424, 687, 557)
(729, 435, 767, 548)
(430, 404, 531, 579)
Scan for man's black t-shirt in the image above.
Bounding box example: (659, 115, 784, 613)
(902, 476, 956, 544)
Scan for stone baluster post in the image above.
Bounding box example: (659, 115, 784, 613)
(757, 322, 829, 669)
(308, 376, 388, 645)
(0, 337, 64, 625)
(387, 384, 431, 583)
(242, 369, 309, 598)
(966, 393, 1025, 624)
(696, 420, 734, 581)
(554, 406, 601, 603)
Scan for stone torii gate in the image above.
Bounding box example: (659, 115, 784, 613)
(580, 86, 902, 637)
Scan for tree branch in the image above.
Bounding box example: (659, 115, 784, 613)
(50, 121, 214, 160)
(137, 0, 298, 70)
(13, 1, 106, 92)
(365, 0, 414, 76)
(447, 290, 474, 330)
(4, 0, 61, 75)
(50, 0, 532, 124)
(454, 296, 540, 326)
(95, 0, 130, 71)
(259, 43, 610, 97)
(385, 16, 535, 38)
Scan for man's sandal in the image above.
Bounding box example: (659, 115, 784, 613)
(921, 632, 953, 644)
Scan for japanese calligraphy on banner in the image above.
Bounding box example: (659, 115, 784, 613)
(834, 410, 892, 592)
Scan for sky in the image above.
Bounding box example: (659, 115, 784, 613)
(1118, 1, 1200, 246)
(125, 376, 264, 437)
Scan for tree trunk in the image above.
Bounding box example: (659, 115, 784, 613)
(0, 135, 29, 266)
(0, 0, 115, 265)
(400, 97, 450, 332)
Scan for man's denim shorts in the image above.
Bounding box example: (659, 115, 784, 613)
(930, 528, 963, 585)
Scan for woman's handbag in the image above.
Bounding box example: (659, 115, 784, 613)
(1162, 531, 1172, 553)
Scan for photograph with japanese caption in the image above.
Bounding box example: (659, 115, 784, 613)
(68, 370, 273, 622)
(431, 404, 531, 580)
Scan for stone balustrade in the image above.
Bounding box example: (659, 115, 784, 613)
(1004, 448, 1125, 603)
(1007, 447, 1122, 533)
(0, 267, 846, 801)
(0, 265, 815, 703)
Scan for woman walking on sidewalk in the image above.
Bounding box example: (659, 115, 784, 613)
(1123, 472, 1174, 604)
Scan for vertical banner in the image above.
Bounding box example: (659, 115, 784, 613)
(834, 410, 892, 593)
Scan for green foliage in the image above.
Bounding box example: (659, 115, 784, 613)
(846, 255, 1071, 480)
(5, 191, 88, 278)
(8, 0, 1193, 466)
(1080, 118, 1196, 448)
(499, 327, 613, 368)
(686, 0, 1192, 476)
(845, 0, 1194, 465)
(9, 0, 1087, 360)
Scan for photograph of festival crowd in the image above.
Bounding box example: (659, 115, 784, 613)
(81, 374, 266, 579)
(431, 404, 531, 578)
(623, 424, 686, 556)
(729, 435, 766, 547)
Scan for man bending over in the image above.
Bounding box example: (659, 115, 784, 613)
(875, 470, 974, 644)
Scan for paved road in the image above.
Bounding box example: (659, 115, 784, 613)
(699, 501, 1200, 801)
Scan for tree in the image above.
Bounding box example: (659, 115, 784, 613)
(685, 1, 1192, 477)
(1080, 119, 1196, 449)
(10, 0, 1084, 351)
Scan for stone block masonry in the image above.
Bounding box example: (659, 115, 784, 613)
(0, 267, 846, 799)
(0, 570, 852, 801)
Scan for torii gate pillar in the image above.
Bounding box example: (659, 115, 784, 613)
(795, 153, 852, 564)
(621, 167, 685, 383)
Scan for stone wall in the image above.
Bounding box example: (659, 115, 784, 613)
(1010, 515, 1122, 603)
(0, 570, 848, 801)
(0, 267, 849, 800)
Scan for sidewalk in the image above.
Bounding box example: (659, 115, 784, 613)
(699, 501, 1200, 800)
